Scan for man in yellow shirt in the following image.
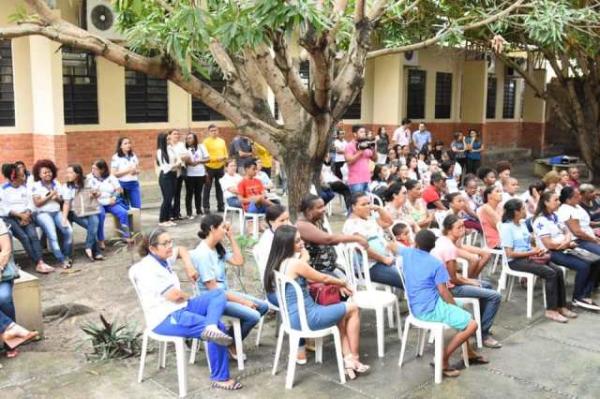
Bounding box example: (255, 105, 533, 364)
(253, 142, 273, 177)
(202, 124, 228, 212)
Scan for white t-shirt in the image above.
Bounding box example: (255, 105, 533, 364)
(129, 251, 185, 330)
(557, 203, 595, 237)
(343, 216, 390, 265)
(0, 183, 30, 216)
(532, 213, 567, 250)
(30, 180, 62, 213)
(393, 126, 411, 147)
(156, 147, 178, 175)
(186, 145, 209, 177)
(111, 153, 139, 182)
(255, 229, 274, 280)
(220, 173, 243, 199)
(87, 174, 121, 206)
(333, 139, 347, 163)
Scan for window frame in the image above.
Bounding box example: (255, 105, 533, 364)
(62, 48, 99, 125)
(406, 69, 426, 120)
(434, 72, 452, 119)
(125, 69, 169, 123)
(0, 40, 16, 127)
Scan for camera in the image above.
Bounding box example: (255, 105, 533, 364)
(357, 139, 376, 150)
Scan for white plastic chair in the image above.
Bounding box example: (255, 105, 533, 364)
(272, 270, 346, 389)
(223, 203, 265, 239)
(341, 243, 402, 357)
(495, 223, 547, 319)
(129, 268, 193, 398)
(456, 258, 483, 348)
(368, 192, 384, 207)
(252, 245, 280, 347)
(395, 262, 470, 384)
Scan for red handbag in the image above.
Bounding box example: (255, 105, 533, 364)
(308, 282, 341, 305)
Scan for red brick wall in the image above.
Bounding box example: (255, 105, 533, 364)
(520, 122, 544, 156)
(481, 122, 522, 148)
(0, 133, 34, 166)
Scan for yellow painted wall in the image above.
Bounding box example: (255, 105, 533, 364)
(371, 55, 402, 124)
(522, 69, 546, 122)
(461, 60, 486, 123)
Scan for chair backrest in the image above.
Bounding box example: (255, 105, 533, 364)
(495, 222, 510, 267)
(343, 243, 373, 290)
(273, 268, 311, 333)
(128, 267, 152, 328)
(434, 210, 448, 229)
(394, 258, 416, 317)
(369, 193, 384, 207)
(252, 245, 267, 284)
(322, 215, 333, 234)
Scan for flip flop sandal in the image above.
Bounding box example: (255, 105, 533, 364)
(3, 331, 39, 350)
(468, 355, 490, 365)
(442, 368, 460, 378)
(211, 380, 242, 391)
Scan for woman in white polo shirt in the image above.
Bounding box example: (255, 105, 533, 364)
(558, 186, 600, 256)
(130, 228, 242, 390)
(219, 159, 243, 208)
(184, 132, 209, 219)
(110, 137, 141, 209)
(31, 159, 73, 269)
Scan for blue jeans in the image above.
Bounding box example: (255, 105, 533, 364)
(226, 197, 242, 208)
(68, 212, 100, 252)
(247, 202, 267, 214)
(451, 280, 501, 338)
(2, 217, 42, 263)
(370, 262, 403, 289)
(153, 289, 231, 381)
(550, 250, 599, 300)
(98, 203, 130, 241)
(119, 180, 141, 209)
(224, 291, 269, 339)
(578, 240, 600, 256)
(349, 182, 369, 194)
(34, 211, 72, 263)
(0, 280, 15, 333)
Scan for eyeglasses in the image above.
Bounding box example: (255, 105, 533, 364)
(156, 240, 174, 247)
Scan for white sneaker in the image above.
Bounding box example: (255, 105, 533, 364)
(572, 299, 600, 311)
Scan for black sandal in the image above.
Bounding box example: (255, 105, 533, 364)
(211, 380, 242, 390)
(468, 355, 489, 365)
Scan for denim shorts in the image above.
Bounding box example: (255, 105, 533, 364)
(418, 298, 471, 331)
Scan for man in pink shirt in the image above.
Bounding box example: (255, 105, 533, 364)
(345, 126, 377, 193)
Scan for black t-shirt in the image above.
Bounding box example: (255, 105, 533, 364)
(229, 137, 253, 167)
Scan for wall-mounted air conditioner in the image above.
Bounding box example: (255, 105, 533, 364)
(86, 0, 125, 42)
(403, 51, 419, 67)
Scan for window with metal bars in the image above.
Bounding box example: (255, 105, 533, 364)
(502, 77, 516, 119)
(125, 69, 168, 123)
(406, 69, 426, 119)
(486, 76, 497, 119)
(62, 49, 98, 125)
(0, 40, 15, 127)
(434, 72, 452, 119)
(191, 73, 226, 121)
(342, 92, 362, 119)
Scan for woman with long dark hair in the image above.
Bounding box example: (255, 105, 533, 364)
(61, 164, 103, 261)
(500, 199, 575, 322)
(156, 132, 178, 226)
(131, 227, 241, 390)
(557, 186, 600, 255)
(184, 132, 209, 219)
(375, 127, 389, 164)
(465, 129, 483, 174)
(111, 137, 141, 209)
(532, 191, 600, 311)
(404, 179, 433, 229)
(189, 214, 268, 359)
(263, 225, 369, 379)
(255, 205, 290, 277)
(31, 159, 73, 269)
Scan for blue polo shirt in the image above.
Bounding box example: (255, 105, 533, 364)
(396, 246, 449, 317)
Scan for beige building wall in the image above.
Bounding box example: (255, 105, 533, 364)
(461, 60, 486, 123)
(371, 55, 402, 125)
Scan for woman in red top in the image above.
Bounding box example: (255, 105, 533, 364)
(477, 186, 503, 249)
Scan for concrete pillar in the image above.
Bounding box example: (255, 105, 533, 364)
(97, 58, 126, 127)
(460, 60, 486, 124)
(168, 81, 191, 127)
(372, 55, 403, 125)
(521, 69, 547, 155)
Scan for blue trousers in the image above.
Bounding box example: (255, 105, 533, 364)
(119, 180, 142, 209)
(2, 217, 42, 263)
(34, 211, 72, 263)
(0, 280, 15, 333)
(550, 249, 600, 300)
(98, 203, 130, 241)
(370, 262, 403, 289)
(68, 212, 100, 253)
(224, 292, 269, 339)
(153, 289, 231, 381)
(349, 182, 369, 194)
(451, 280, 501, 338)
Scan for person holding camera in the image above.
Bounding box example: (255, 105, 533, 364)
(344, 126, 377, 193)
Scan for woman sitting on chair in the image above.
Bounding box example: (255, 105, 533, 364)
(263, 225, 369, 379)
(189, 214, 268, 361)
(130, 228, 241, 390)
(499, 199, 576, 323)
(254, 204, 291, 280)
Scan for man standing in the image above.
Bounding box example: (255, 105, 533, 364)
(344, 126, 377, 193)
(412, 123, 432, 152)
(393, 118, 412, 147)
(202, 125, 228, 213)
(229, 135, 253, 174)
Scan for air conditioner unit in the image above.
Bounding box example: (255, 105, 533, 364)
(403, 50, 419, 67)
(486, 54, 496, 74)
(86, 0, 125, 42)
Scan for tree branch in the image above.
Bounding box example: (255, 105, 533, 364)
(354, 0, 366, 23)
(496, 53, 546, 99)
(366, 0, 525, 59)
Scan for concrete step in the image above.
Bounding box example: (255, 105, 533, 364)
(485, 147, 532, 165)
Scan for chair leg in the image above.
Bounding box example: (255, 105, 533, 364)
(542, 281, 547, 310)
(272, 325, 285, 375)
(332, 329, 347, 385)
(497, 270, 506, 292)
(189, 339, 198, 364)
(232, 320, 244, 370)
(398, 319, 410, 367)
(252, 216, 259, 239)
(255, 316, 264, 347)
(415, 328, 422, 357)
(204, 342, 212, 374)
(175, 340, 188, 398)
(138, 333, 149, 383)
(387, 303, 395, 329)
(395, 301, 402, 340)
(315, 337, 323, 364)
(285, 335, 300, 389)
(418, 328, 427, 357)
(375, 308, 385, 358)
(527, 276, 534, 319)
(161, 342, 168, 369)
(506, 276, 515, 301)
(238, 211, 244, 235)
(472, 301, 483, 349)
(461, 341, 470, 368)
(434, 329, 443, 384)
